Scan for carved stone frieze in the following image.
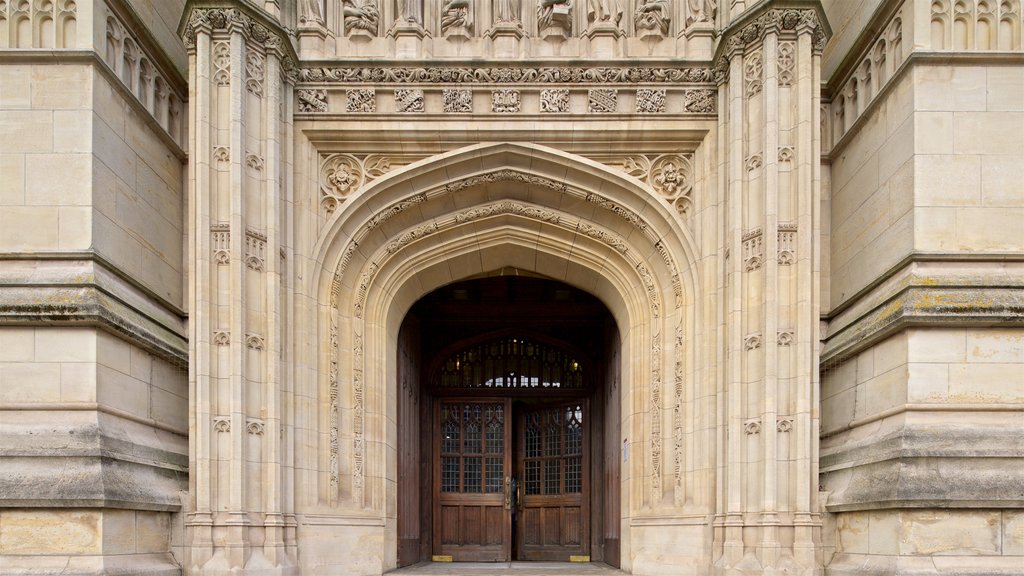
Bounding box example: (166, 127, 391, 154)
(445, 169, 567, 193)
(347, 88, 376, 112)
(636, 88, 667, 113)
(777, 330, 794, 346)
(395, 88, 425, 112)
(453, 200, 560, 224)
(589, 88, 617, 113)
(213, 330, 230, 345)
(744, 51, 763, 97)
(777, 417, 793, 433)
(742, 228, 764, 272)
(213, 416, 231, 433)
(246, 418, 265, 435)
(744, 419, 761, 435)
(778, 223, 797, 265)
(540, 88, 570, 113)
(673, 324, 684, 505)
(298, 89, 328, 112)
(712, 8, 828, 85)
(744, 332, 763, 350)
(246, 333, 265, 350)
(578, 223, 627, 253)
(491, 89, 521, 113)
(211, 224, 230, 264)
(298, 65, 713, 84)
(683, 88, 716, 113)
(778, 41, 795, 87)
(443, 88, 473, 113)
(213, 41, 230, 86)
(245, 229, 266, 271)
(182, 7, 297, 76)
(245, 50, 264, 96)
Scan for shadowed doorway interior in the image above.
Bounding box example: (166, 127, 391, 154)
(396, 273, 621, 567)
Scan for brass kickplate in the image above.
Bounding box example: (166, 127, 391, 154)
(431, 555, 453, 562)
(569, 555, 591, 562)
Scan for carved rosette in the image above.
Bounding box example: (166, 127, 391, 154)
(320, 154, 364, 214)
(649, 154, 693, 218)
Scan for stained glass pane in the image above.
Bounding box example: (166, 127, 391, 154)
(525, 461, 540, 495)
(544, 459, 561, 494)
(544, 410, 561, 457)
(442, 457, 459, 493)
(485, 406, 504, 454)
(463, 404, 481, 454)
(486, 457, 503, 493)
(565, 456, 582, 493)
(566, 405, 583, 456)
(525, 412, 541, 458)
(464, 457, 481, 493)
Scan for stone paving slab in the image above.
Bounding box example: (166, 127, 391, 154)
(386, 562, 628, 575)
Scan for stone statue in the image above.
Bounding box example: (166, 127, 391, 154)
(587, 0, 622, 24)
(686, 0, 716, 27)
(397, 0, 424, 25)
(538, 0, 572, 32)
(441, 0, 471, 33)
(494, 0, 520, 23)
(299, 0, 325, 24)
(635, 0, 670, 35)
(343, 0, 380, 34)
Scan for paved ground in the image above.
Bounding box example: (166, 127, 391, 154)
(387, 562, 627, 575)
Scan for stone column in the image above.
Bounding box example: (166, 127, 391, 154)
(182, 6, 298, 574)
(713, 4, 827, 573)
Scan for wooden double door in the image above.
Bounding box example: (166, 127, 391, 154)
(433, 398, 589, 562)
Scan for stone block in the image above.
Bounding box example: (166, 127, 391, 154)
(58, 206, 93, 250)
(899, 510, 1000, 555)
(0, 110, 53, 153)
(31, 64, 91, 110)
(0, 154, 25, 205)
(0, 509, 101, 554)
(906, 362, 949, 402)
(981, 155, 1024, 207)
(0, 65, 31, 109)
(0, 327, 35, 362)
(908, 329, 966, 363)
(136, 511, 171, 553)
(0, 363, 61, 402)
(966, 328, 1024, 363)
(915, 154, 981, 207)
(953, 112, 1024, 155)
(102, 509, 137, 554)
(35, 327, 96, 363)
(26, 153, 92, 206)
(913, 111, 954, 154)
(60, 362, 98, 402)
(948, 362, 1024, 402)
(954, 207, 1024, 251)
(986, 66, 1024, 111)
(1003, 511, 1024, 555)
(53, 110, 93, 153)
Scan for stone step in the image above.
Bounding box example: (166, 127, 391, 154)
(386, 561, 628, 576)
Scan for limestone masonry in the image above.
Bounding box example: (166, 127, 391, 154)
(0, 0, 1021, 574)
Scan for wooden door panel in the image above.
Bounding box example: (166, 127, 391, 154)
(516, 402, 589, 561)
(433, 400, 511, 561)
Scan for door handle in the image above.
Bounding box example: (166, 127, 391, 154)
(504, 476, 512, 510)
(516, 482, 523, 511)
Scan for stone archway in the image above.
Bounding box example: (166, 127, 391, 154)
(306, 142, 707, 574)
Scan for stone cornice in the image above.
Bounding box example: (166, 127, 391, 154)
(298, 64, 716, 85)
(178, 1, 298, 77)
(713, 0, 831, 84)
(821, 285, 1024, 364)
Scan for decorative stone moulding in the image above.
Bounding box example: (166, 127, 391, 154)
(395, 88, 425, 112)
(744, 419, 762, 435)
(491, 89, 521, 113)
(443, 88, 473, 112)
(347, 88, 376, 112)
(712, 7, 830, 85)
(211, 223, 230, 264)
(636, 88, 667, 113)
(589, 88, 617, 112)
(540, 88, 570, 112)
(298, 88, 328, 112)
(742, 228, 764, 271)
(319, 153, 422, 215)
(298, 65, 714, 84)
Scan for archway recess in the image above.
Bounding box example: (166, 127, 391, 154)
(303, 142, 711, 574)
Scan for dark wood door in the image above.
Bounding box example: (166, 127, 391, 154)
(433, 400, 512, 561)
(516, 401, 589, 561)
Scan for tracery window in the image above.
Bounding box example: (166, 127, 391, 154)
(436, 337, 584, 389)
